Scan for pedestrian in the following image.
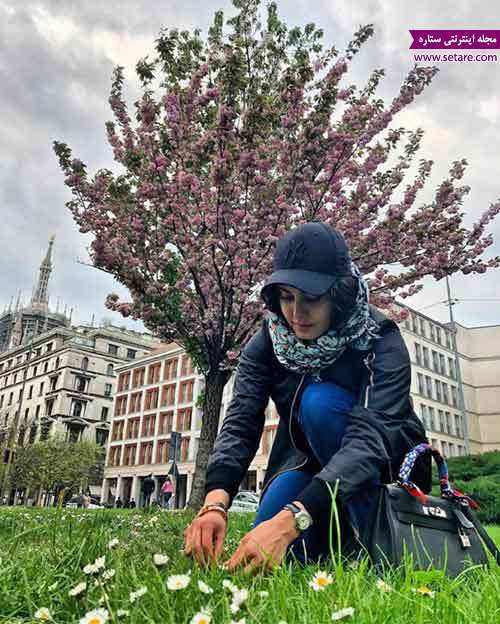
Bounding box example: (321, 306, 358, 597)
(141, 474, 155, 508)
(183, 221, 430, 571)
(82, 492, 91, 509)
(160, 477, 175, 509)
(129, 498, 136, 509)
(115, 497, 123, 509)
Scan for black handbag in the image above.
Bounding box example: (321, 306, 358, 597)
(367, 443, 500, 577)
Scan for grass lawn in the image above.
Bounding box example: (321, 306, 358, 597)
(0, 508, 498, 623)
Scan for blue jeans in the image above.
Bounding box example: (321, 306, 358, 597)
(253, 378, 379, 563)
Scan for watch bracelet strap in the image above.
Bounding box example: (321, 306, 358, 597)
(196, 503, 228, 522)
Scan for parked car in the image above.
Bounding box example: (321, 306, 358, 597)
(229, 490, 259, 513)
(65, 497, 103, 509)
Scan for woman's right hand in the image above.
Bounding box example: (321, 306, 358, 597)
(183, 511, 228, 566)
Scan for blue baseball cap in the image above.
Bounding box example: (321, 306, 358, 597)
(260, 222, 352, 298)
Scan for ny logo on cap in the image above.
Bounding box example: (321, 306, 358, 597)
(283, 238, 306, 268)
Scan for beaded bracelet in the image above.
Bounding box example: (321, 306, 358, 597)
(196, 503, 228, 523)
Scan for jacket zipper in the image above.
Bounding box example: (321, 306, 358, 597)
(259, 374, 307, 499)
(363, 350, 393, 483)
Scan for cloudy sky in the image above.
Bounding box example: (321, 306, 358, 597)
(2, 0, 499, 333)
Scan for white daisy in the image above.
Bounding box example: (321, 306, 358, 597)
(376, 578, 392, 593)
(167, 573, 192, 591)
(222, 579, 238, 593)
(153, 553, 169, 566)
(107, 538, 119, 549)
(129, 586, 148, 602)
(79, 607, 110, 624)
(69, 581, 87, 597)
(34, 608, 52, 621)
(102, 569, 116, 581)
(117, 610, 130, 618)
(190, 609, 212, 624)
(197, 580, 214, 594)
(83, 563, 98, 575)
(309, 570, 334, 591)
(258, 590, 269, 598)
(331, 607, 355, 621)
(94, 556, 106, 571)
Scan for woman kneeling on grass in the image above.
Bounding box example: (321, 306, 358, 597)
(183, 222, 430, 573)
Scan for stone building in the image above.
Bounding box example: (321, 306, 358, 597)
(102, 304, 500, 507)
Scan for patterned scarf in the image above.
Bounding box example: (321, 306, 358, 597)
(266, 261, 380, 380)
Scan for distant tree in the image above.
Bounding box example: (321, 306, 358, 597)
(14, 438, 102, 504)
(54, 0, 500, 507)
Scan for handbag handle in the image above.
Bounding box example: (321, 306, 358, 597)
(397, 442, 480, 509)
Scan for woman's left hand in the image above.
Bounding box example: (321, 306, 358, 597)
(224, 512, 299, 574)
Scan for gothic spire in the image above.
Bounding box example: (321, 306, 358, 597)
(31, 236, 55, 309)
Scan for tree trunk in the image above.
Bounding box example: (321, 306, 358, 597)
(187, 369, 231, 510)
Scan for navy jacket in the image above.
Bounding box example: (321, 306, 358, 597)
(205, 306, 430, 526)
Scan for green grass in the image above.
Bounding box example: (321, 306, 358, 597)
(0, 509, 499, 623)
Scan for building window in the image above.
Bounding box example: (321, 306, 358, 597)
(144, 388, 159, 411)
(0, 395, 3, 409)
(46, 343, 53, 352)
(438, 410, 445, 432)
(127, 349, 137, 360)
(177, 407, 193, 431)
(445, 331, 452, 349)
(159, 411, 174, 434)
(81, 357, 89, 371)
(50, 376, 58, 392)
(180, 354, 193, 377)
(419, 317, 426, 337)
(436, 327, 442, 345)
(420, 404, 428, 429)
(417, 373, 424, 396)
(43, 361, 49, 373)
(132, 367, 145, 388)
(101, 407, 109, 422)
(148, 363, 161, 385)
(96, 429, 109, 446)
(46, 399, 54, 417)
(161, 384, 176, 407)
(75, 376, 86, 393)
(428, 406, 435, 431)
(126, 418, 140, 439)
(448, 358, 456, 380)
(35, 404, 41, 419)
(429, 324, 436, 342)
(180, 437, 190, 462)
(128, 392, 142, 413)
(455, 414, 463, 438)
(104, 383, 113, 397)
(39, 382, 44, 397)
(142, 414, 156, 437)
(164, 358, 178, 381)
(55, 357, 60, 369)
(156, 439, 170, 464)
(139, 442, 154, 465)
(8, 392, 13, 406)
(179, 380, 194, 403)
(442, 383, 449, 405)
(425, 376, 433, 399)
(445, 411, 452, 435)
(431, 350, 439, 372)
(423, 347, 430, 369)
(72, 400, 84, 418)
(118, 372, 130, 392)
(415, 343, 422, 366)
(435, 380, 442, 402)
(411, 315, 418, 334)
(108, 344, 118, 355)
(107, 364, 114, 376)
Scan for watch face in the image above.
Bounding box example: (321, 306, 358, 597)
(296, 512, 312, 531)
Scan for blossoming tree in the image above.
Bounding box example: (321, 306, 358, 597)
(54, 0, 500, 507)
